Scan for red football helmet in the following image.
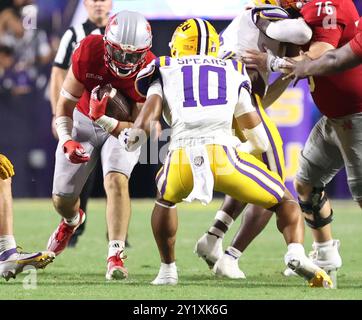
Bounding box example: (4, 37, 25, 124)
(104, 10, 152, 78)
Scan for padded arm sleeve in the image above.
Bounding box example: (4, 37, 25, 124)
(243, 122, 270, 154)
(266, 18, 312, 45)
(234, 88, 255, 117)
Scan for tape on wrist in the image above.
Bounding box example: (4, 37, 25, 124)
(55, 116, 73, 145)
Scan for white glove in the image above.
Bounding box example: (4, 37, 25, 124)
(266, 49, 288, 73)
(118, 128, 147, 152)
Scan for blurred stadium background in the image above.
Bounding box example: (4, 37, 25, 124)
(0, 0, 361, 199)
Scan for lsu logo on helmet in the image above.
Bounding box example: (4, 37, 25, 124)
(169, 18, 219, 58)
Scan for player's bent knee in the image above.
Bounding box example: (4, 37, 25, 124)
(299, 187, 333, 229)
(104, 172, 129, 195)
(293, 178, 313, 198)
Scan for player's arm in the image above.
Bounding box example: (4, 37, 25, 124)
(234, 88, 270, 155)
(55, 68, 90, 164)
(50, 66, 67, 137)
(284, 43, 362, 79)
(120, 80, 163, 151)
(256, 17, 312, 46)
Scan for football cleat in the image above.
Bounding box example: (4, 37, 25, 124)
(106, 251, 128, 280)
(194, 233, 223, 269)
(212, 254, 246, 279)
(309, 240, 342, 271)
(47, 209, 86, 256)
(151, 263, 178, 285)
(0, 248, 55, 281)
(287, 257, 333, 288)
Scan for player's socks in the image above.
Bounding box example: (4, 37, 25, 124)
(65, 213, 80, 227)
(212, 248, 245, 279)
(207, 210, 235, 238)
(108, 240, 125, 259)
(151, 262, 178, 285)
(0, 235, 16, 253)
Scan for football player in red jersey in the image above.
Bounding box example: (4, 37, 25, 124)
(47, 10, 155, 280)
(239, 0, 362, 280)
(283, 16, 362, 77)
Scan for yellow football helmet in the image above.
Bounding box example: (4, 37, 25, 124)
(169, 18, 219, 58)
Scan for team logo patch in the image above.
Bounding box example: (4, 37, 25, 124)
(194, 156, 204, 167)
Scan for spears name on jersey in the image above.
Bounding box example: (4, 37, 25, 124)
(71, 34, 156, 117)
(301, 0, 362, 118)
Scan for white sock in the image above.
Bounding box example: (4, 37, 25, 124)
(65, 213, 80, 227)
(225, 246, 242, 260)
(160, 262, 177, 272)
(215, 210, 234, 228)
(0, 235, 16, 252)
(314, 240, 334, 248)
(208, 227, 224, 238)
(108, 240, 125, 258)
(285, 243, 305, 265)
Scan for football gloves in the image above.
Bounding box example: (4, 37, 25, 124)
(63, 140, 90, 164)
(0, 154, 15, 180)
(89, 85, 110, 121)
(119, 128, 147, 152)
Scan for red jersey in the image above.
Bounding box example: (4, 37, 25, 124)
(72, 35, 156, 117)
(301, 0, 362, 118)
(350, 17, 362, 58)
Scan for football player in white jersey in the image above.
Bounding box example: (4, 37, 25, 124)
(194, 2, 313, 277)
(113, 18, 332, 287)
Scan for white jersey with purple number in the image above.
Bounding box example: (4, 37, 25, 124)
(151, 55, 252, 150)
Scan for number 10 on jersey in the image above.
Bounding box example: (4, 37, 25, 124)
(181, 65, 228, 107)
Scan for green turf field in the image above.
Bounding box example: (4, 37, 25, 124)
(1, 199, 362, 300)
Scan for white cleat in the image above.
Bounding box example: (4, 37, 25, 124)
(151, 263, 178, 285)
(212, 254, 246, 279)
(283, 267, 297, 277)
(285, 254, 333, 288)
(194, 233, 223, 269)
(309, 239, 342, 271)
(0, 248, 55, 281)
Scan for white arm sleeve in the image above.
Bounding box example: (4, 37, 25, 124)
(234, 88, 254, 118)
(266, 18, 312, 45)
(243, 123, 270, 154)
(147, 79, 163, 99)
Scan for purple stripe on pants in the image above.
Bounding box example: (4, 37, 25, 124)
(255, 107, 283, 178)
(223, 146, 283, 202)
(160, 152, 173, 196)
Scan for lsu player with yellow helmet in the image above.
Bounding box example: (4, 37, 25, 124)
(194, 0, 313, 277)
(118, 18, 332, 287)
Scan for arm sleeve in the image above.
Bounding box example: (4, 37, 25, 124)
(54, 28, 76, 70)
(243, 123, 270, 154)
(266, 18, 312, 45)
(234, 87, 255, 117)
(147, 79, 163, 99)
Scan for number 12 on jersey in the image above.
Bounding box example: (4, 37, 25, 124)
(181, 65, 228, 107)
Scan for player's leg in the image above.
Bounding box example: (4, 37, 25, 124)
(211, 145, 332, 287)
(196, 103, 285, 269)
(100, 133, 141, 280)
(68, 165, 97, 247)
(294, 117, 343, 275)
(0, 178, 54, 280)
(151, 149, 193, 285)
(48, 110, 100, 256)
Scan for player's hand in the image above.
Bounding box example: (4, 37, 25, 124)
(0, 154, 15, 180)
(242, 49, 268, 72)
(63, 140, 90, 164)
(89, 85, 109, 121)
(119, 128, 147, 152)
(281, 55, 312, 86)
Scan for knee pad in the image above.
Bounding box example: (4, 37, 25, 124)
(298, 187, 333, 229)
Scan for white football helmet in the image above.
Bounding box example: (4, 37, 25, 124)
(104, 10, 152, 78)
